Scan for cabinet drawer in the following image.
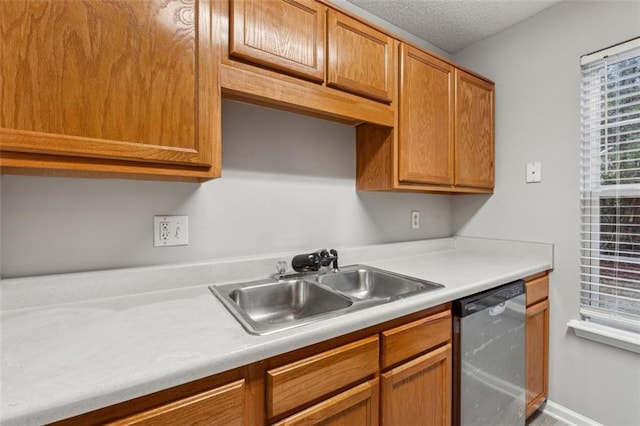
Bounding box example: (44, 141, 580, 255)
(267, 335, 379, 419)
(108, 379, 245, 426)
(381, 310, 451, 369)
(526, 275, 549, 307)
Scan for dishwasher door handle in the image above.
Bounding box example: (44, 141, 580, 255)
(489, 302, 506, 316)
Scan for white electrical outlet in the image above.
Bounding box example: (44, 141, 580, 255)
(154, 215, 188, 247)
(411, 210, 420, 229)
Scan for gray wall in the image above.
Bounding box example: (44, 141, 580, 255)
(453, 1, 640, 425)
(1, 100, 452, 278)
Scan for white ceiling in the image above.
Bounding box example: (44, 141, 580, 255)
(343, 0, 563, 53)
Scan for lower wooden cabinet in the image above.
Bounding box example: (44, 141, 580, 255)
(274, 379, 379, 426)
(50, 367, 254, 426)
(53, 304, 452, 426)
(109, 379, 245, 426)
(381, 344, 452, 426)
(267, 336, 379, 420)
(525, 274, 550, 418)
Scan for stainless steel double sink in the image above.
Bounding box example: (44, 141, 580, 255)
(210, 264, 444, 335)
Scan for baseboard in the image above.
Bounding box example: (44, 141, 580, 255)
(541, 400, 603, 426)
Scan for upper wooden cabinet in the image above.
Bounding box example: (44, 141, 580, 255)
(1, 0, 494, 185)
(398, 44, 454, 186)
(326, 10, 395, 102)
(229, 0, 326, 82)
(455, 69, 495, 189)
(0, 0, 220, 180)
(357, 43, 494, 194)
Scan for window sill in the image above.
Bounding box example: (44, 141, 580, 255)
(568, 319, 640, 354)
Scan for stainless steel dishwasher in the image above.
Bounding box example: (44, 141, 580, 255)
(453, 280, 526, 426)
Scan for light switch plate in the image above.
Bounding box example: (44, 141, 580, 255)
(154, 215, 189, 247)
(526, 162, 542, 183)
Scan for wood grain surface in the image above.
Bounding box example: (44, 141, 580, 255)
(0, 0, 215, 167)
(327, 9, 395, 102)
(230, 0, 325, 82)
(454, 69, 495, 188)
(398, 43, 454, 185)
(267, 335, 379, 419)
(381, 344, 452, 426)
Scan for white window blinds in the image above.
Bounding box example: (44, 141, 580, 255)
(580, 38, 640, 332)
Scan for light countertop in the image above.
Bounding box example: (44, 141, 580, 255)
(0, 237, 553, 425)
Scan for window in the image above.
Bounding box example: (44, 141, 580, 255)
(580, 38, 640, 332)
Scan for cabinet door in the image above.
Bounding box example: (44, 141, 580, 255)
(109, 379, 245, 426)
(327, 10, 395, 102)
(526, 299, 549, 418)
(273, 379, 379, 426)
(229, 0, 325, 82)
(381, 344, 452, 426)
(454, 69, 494, 188)
(0, 0, 216, 167)
(398, 44, 454, 185)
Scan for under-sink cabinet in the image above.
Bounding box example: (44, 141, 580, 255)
(525, 273, 550, 418)
(380, 310, 452, 425)
(51, 304, 451, 425)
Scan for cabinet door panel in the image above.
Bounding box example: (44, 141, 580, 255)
(381, 344, 452, 426)
(327, 10, 394, 102)
(526, 299, 549, 417)
(273, 379, 378, 426)
(109, 379, 245, 426)
(454, 69, 494, 188)
(398, 44, 454, 185)
(230, 0, 325, 82)
(0, 0, 215, 167)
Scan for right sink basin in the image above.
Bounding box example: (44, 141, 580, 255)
(317, 265, 444, 300)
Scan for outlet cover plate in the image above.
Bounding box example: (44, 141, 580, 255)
(154, 215, 189, 247)
(411, 210, 420, 229)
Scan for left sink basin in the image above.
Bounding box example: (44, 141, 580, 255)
(211, 279, 353, 335)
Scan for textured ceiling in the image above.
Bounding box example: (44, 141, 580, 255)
(343, 0, 562, 53)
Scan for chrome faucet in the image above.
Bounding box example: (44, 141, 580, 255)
(291, 249, 339, 273)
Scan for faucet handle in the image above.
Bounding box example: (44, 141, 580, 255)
(275, 261, 287, 279)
